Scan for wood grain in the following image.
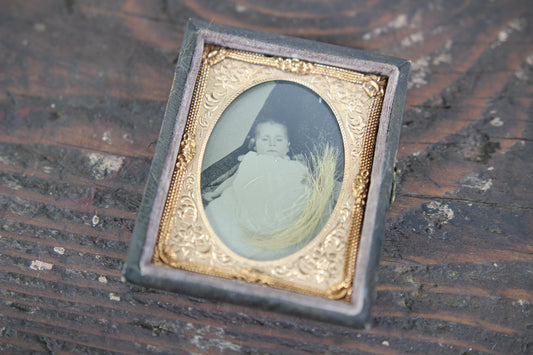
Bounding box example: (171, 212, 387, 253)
(1, 0, 532, 353)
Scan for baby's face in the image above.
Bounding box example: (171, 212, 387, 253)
(255, 122, 290, 157)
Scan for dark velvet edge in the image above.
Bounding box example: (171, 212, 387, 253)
(122, 22, 198, 284)
(123, 18, 410, 328)
(357, 58, 410, 327)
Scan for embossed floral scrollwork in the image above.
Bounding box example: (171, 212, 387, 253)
(272, 264, 292, 276)
(204, 45, 227, 66)
(338, 207, 352, 223)
(237, 268, 274, 286)
(169, 224, 206, 257)
(326, 280, 352, 300)
(352, 170, 370, 205)
(212, 251, 232, 265)
(174, 194, 197, 222)
(296, 233, 345, 285)
(326, 80, 370, 146)
(351, 141, 364, 161)
(167, 193, 209, 260)
(274, 58, 314, 74)
(347, 113, 366, 138)
(201, 60, 261, 128)
(176, 132, 196, 167)
(362, 75, 387, 98)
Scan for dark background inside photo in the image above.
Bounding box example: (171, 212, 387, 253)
(201, 80, 345, 193)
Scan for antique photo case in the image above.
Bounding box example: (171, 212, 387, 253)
(124, 19, 410, 327)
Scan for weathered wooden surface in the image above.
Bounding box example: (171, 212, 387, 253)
(1, 0, 532, 353)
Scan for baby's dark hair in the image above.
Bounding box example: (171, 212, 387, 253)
(252, 119, 290, 139)
(247, 119, 291, 152)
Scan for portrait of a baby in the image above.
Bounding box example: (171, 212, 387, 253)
(201, 81, 344, 260)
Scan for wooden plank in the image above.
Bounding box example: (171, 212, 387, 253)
(1, 0, 532, 353)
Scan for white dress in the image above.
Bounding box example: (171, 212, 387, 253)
(205, 151, 309, 260)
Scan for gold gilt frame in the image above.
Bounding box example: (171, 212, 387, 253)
(152, 44, 387, 302)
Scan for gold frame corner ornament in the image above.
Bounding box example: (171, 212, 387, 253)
(153, 45, 387, 302)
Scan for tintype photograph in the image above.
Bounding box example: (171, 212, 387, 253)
(149, 43, 388, 301)
(201, 81, 344, 260)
